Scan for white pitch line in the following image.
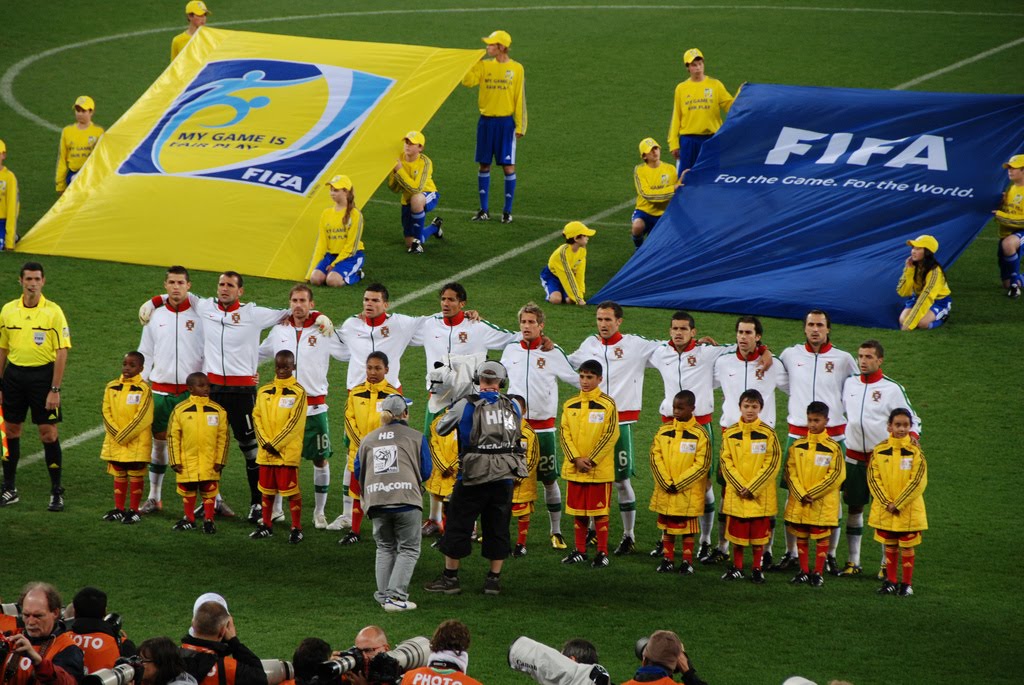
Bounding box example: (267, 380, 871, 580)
(367, 198, 623, 227)
(19, 197, 633, 461)
(892, 35, 1024, 90)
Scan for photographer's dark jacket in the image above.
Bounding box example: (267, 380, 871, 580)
(180, 636, 267, 685)
(355, 420, 432, 514)
(1, 629, 84, 685)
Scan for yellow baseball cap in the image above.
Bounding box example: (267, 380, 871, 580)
(185, 1, 210, 16)
(906, 235, 939, 253)
(0, 140, 6, 154)
(684, 48, 704, 64)
(639, 137, 660, 157)
(1002, 154, 1024, 169)
(325, 174, 353, 191)
(404, 130, 425, 146)
(483, 30, 512, 48)
(74, 95, 95, 111)
(563, 221, 596, 239)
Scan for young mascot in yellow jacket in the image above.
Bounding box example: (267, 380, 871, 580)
(251, 350, 308, 543)
(100, 351, 154, 525)
(509, 395, 541, 557)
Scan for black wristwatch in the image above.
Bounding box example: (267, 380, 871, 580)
(50, 386, 61, 393)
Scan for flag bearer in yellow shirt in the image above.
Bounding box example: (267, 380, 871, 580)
(541, 222, 595, 306)
(631, 138, 680, 249)
(171, 1, 211, 61)
(388, 131, 443, 254)
(56, 96, 104, 194)
(667, 48, 734, 176)
(0, 140, 19, 251)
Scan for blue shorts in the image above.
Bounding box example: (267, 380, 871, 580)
(476, 115, 517, 166)
(675, 134, 712, 174)
(314, 251, 364, 285)
(631, 209, 661, 234)
(540, 266, 566, 301)
(0, 219, 7, 250)
(63, 169, 79, 189)
(400, 192, 441, 237)
(903, 295, 952, 327)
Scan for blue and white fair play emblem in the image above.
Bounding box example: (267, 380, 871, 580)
(118, 59, 394, 194)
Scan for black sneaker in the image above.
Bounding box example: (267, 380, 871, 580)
(424, 574, 461, 595)
(172, 518, 196, 531)
(809, 573, 825, 587)
(431, 217, 444, 239)
(289, 527, 304, 544)
(649, 540, 664, 558)
(750, 568, 767, 584)
(247, 503, 262, 524)
(721, 565, 744, 581)
(471, 209, 490, 222)
(0, 488, 20, 507)
(48, 487, 65, 512)
(790, 571, 810, 585)
(512, 543, 527, 558)
(897, 583, 914, 597)
(877, 580, 898, 595)
(121, 510, 141, 525)
(613, 534, 635, 556)
(102, 508, 126, 522)
(561, 550, 587, 565)
(339, 531, 360, 545)
(770, 552, 798, 572)
(697, 542, 712, 563)
(501, 212, 513, 224)
(407, 239, 424, 254)
(586, 528, 597, 546)
(703, 548, 728, 565)
(250, 523, 273, 539)
(656, 559, 674, 573)
(678, 560, 695, 576)
(483, 575, 501, 596)
(591, 551, 610, 568)
(825, 554, 841, 576)
(203, 519, 216, 535)
(760, 549, 773, 568)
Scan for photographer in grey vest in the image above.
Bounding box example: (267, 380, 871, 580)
(355, 394, 433, 613)
(424, 360, 525, 597)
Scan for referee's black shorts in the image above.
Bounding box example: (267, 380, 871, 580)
(1, 363, 62, 425)
(210, 386, 257, 444)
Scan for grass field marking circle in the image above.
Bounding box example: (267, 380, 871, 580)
(4, 4, 1022, 131)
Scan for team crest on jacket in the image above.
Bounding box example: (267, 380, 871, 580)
(825, 361, 834, 373)
(117, 59, 395, 195)
(185, 320, 195, 331)
(536, 358, 546, 369)
(231, 312, 241, 324)
(755, 368, 765, 380)
(687, 355, 697, 367)
(308, 335, 318, 346)
(614, 347, 623, 359)
(380, 326, 390, 338)
(458, 332, 468, 343)
(872, 390, 882, 402)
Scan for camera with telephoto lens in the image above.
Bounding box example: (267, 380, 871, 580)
(508, 637, 610, 685)
(1, 604, 19, 619)
(82, 656, 144, 685)
(0, 634, 18, 663)
(261, 660, 294, 685)
(314, 637, 430, 685)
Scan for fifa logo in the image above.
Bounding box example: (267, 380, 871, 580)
(765, 126, 948, 171)
(119, 59, 395, 194)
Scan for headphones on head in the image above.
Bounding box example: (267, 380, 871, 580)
(473, 360, 508, 389)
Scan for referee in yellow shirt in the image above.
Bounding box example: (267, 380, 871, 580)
(0, 262, 71, 510)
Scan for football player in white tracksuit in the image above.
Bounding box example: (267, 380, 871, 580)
(501, 302, 579, 549)
(712, 315, 788, 563)
(840, 339, 920, 578)
(259, 285, 349, 529)
(138, 266, 204, 515)
(568, 301, 660, 556)
(774, 309, 857, 574)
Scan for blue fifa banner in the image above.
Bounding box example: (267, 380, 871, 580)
(19, 28, 484, 280)
(594, 84, 1024, 328)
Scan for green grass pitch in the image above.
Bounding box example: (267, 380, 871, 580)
(1, 1, 1022, 683)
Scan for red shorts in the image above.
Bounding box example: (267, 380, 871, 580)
(565, 481, 612, 517)
(512, 502, 535, 517)
(785, 522, 833, 540)
(656, 514, 699, 536)
(725, 516, 771, 546)
(258, 465, 300, 498)
(874, 529, 922, 548)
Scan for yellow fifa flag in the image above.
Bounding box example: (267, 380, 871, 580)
(19, 28, 484, 279)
